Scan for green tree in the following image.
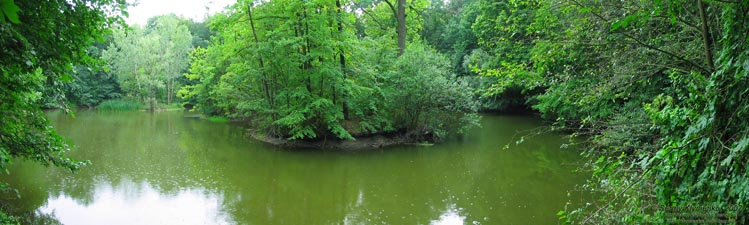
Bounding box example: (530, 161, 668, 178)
(0, 0, 125, 213)
(354, 0, 429, 56)
(181, 0, 478, 142)
(62, 42, 123, 108)
(185, 20, 212, 48)
(64, 64, 122, 108)
(103, 15, 193, 110)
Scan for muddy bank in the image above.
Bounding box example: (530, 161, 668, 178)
(249, 131, 430, 150)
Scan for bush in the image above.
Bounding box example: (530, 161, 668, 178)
(384, 43, 480, 140)
(0, 210, 19, 225)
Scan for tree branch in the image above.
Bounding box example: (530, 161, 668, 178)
(382, 0, 397, 19)
(566, 0, 711, 75)
(359, 7, 390, 30)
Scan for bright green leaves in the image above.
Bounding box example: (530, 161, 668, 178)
(103, 15, 193, 108)
(469, 0, 561, 112)
(190, 0, 362, 139)
(185, 1, 478, 142)
(479, 61, 542, 96)
(273, 98, 353, 140)
(0, 0, 125, 184)
(610, 14, 645, 32)
(0, 0, 20, 24)
(386, 43, 479, 139)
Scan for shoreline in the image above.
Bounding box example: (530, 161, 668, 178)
(248, 130, 430, 150)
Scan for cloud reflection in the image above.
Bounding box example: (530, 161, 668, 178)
(430, 204, 466, 225)
(39, 180, 231, 225)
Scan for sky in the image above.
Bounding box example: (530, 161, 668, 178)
(125, 0, 236, 25)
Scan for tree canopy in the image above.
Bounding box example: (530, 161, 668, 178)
(179, 0, 479, 141)
(1, 0, 126, 173)
(103, 14, 194, 110)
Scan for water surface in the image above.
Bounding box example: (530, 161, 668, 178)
(1, 110, 589, 224)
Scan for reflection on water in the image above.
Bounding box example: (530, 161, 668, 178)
(430, 205, 465, 225)
(39, 179, 231, 225)
(0, 110, 590, 224)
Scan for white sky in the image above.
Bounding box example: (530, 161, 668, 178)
(125, 0, 236, 25)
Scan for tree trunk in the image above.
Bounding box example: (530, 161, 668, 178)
(247, 4, 273, 110)
(135, 64, 143, 103)
(336, 0, 349, 119)
(396, 0, 406, 56)
(303, 6, 313, 93)
(167, 76, 172, 105)
(697, 0, 714, 72)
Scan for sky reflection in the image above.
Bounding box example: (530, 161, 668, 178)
(39, 180, 231, 225)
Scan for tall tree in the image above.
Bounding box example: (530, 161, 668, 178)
(152, 15, 193, 105)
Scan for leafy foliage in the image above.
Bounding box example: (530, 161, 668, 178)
(180, 0, 479, 141)
(97, 99, 143, 111)
(61, 43, 123, 108)
(103, 14, 193, 110)
(0, 0, 124, 217)
(0, 210, 19, 225)
(385, 43, 479, 139)
(1, 0, 125, 170)
(460, 0, 749, 222)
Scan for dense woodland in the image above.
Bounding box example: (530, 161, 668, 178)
(1, 0, 748, 223)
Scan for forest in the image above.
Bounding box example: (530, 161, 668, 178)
(1, 0, 748, 223)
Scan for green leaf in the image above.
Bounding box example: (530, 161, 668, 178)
(578, 7, 591, 14)
(0, 0, 21, 24)
(610, 14, 640, 32)
(61, 74, 73, 82)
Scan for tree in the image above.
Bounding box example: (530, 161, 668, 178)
(354, 0, 429, 56)
(59, 41, 123, 108)
(185, 20, 212, 48)
(152, 15, 193, 105)
(0, 0, 125, 196)
(180, 0, 478, 141)
(64, 65, 122, 108)
(103, 15, 193, 109)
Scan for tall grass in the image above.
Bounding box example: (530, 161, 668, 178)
(97, 99, 143, 111)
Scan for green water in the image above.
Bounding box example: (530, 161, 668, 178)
(1, 110, 589, 225)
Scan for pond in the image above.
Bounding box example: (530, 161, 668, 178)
(1, 110, 589, 225)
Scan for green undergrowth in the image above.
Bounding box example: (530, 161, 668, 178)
(207, 116, 229, 123)
(0, 210, 19, 225)
(97, 99, 143, 111)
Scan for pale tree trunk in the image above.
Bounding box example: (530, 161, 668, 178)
(135, 64, 143, 103)
(167, 76, 173, 105)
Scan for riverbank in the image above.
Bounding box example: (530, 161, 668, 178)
(248, 130, 422, 150)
